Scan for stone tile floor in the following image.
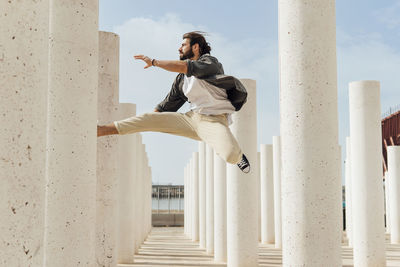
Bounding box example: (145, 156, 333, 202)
(118, 227, 400, 267)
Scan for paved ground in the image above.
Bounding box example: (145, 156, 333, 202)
(118, 227, 400, 267)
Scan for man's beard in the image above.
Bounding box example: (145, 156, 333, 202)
(180, 47, 194, 60)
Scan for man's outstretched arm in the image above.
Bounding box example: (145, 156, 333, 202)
(134, 55, 187, 74)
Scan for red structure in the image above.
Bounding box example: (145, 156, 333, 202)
(382, 109, 400, 172)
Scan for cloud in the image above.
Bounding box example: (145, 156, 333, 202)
(337, 27, 400, 114)
(373, 1, 400, 29)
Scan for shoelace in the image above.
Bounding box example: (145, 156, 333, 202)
(238, 159, 248, 169)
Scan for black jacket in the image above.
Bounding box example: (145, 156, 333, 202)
(155, 54, 247, 112)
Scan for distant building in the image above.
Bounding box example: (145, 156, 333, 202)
(382, 105, 400, 173)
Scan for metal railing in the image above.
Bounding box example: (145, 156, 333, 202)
(152, 185, 184, 214)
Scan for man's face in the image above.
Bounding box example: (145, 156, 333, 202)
(179, 38, 194, 60)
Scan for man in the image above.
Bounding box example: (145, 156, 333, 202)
(97, 31, 250, 173)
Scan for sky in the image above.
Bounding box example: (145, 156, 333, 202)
(99, 0, 400, 185)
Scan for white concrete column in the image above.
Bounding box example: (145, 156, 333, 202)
(388, 146, 400, 243)
(187, 158, 193, 239)
(260, 144, 275, 244)
(227, 79, 258, 267)
(385, 171, 391, 234)
(338, 145, 344, 244)
(349, 80, 386, 265)
(145, 163, 149, 236)
(186, 164, 190, 235)
(0, 1, 49, 265)
(272, 136, 282, 248)
(45, 1, 98, 266)
(192, 152, 200, 241)
(206, 145, 215, 253)
(96, 31, 120, 267)
(214, 154, 227, 262)
(140, 144, 147, 244)
(144, 152, 152, 237)
(279, 0, 342, 265)
(198, 142, 207, 247)
(148, 162, 152, 235)
(146, 165, 149, 235)
(117, 103, 136, 263)
(143, 152, 148, 239)
(148, 167, 153, 235)
(183, 168, 188, 235)
(345, 137, 353, 247)
(257, 152, 261, 242)
(135, 134, 143, 252)
(185, 163, 189, 236)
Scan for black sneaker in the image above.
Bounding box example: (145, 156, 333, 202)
(237, 154, 250, 173)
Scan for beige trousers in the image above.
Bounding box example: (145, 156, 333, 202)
(114, 111, 242, 164)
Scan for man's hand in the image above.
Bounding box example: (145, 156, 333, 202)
(134, 54, 188, 74)
(134, 55, 153, 69)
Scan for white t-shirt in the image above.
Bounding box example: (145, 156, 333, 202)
(183, 75, 235, 117)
